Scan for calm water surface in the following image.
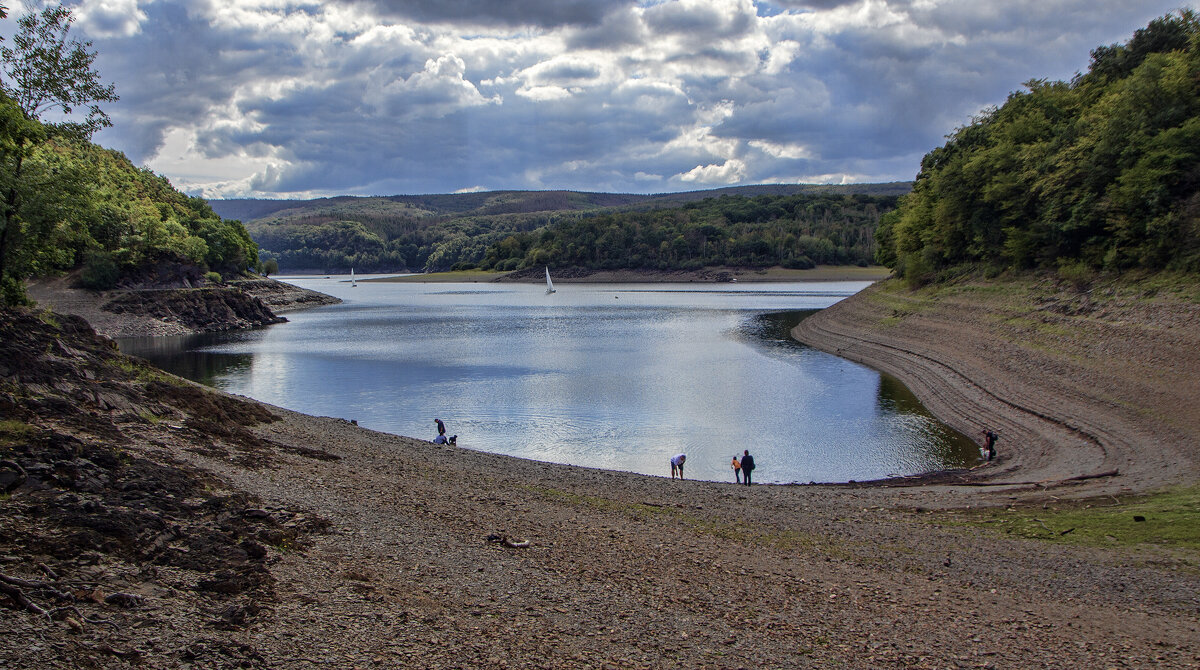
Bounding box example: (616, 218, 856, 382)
(119, 276, 979, 483)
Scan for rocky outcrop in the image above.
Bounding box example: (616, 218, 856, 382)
(101, 287, 286, 332)
(27, 275, 339, 338)
(0, 307, 331, 665)
(227, 277, 342, 313)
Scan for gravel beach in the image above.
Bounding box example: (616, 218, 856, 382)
(2, 275, 1197, 668)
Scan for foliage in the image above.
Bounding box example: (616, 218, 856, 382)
(237, 189, 899, 274)
(942, 485, 1200, 554)
(78, 248, 118, 289)
(204, 271, 222, 285)
(1, 128, 260, 286)
(876, 11, 1200, 284)
(0, 4, 118, 137)
(474, 193, 891, 272)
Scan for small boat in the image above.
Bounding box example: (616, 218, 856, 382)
(545, 267, 556, 294)
(351, 268, 357, 287)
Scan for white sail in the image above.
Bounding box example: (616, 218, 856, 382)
(351, 267, 357, 287)
(545, 267, 556, 294)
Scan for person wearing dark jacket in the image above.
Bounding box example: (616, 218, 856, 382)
(740, 449, 755, 485)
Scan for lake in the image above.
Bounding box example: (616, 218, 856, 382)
(118, 275, 979, 484)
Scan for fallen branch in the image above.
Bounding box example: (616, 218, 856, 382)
(0, 578, 49, 618)
(0, 572, 73, 602)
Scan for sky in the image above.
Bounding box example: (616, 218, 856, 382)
(7, 0, 1191, 198)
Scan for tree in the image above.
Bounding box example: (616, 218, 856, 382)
(1, 5, 117, 136)
(0, 4, 118, 303)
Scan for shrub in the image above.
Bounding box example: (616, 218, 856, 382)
(79, 250, 120, 290)
(204, 271, 223, 285)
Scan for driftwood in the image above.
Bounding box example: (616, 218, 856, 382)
(0, 572, 88, 623)
(485, 534, 531, 549)
(0, 572, 126, 630)
(0, 578, 50, 618)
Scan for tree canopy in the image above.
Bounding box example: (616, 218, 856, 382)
(0, 5, 259, 304)
(875, 11, 1200, 286)
(239, 189, 900, 274)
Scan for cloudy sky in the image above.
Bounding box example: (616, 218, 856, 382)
(10, 0, 1189, 198)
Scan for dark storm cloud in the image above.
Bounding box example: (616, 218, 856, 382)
(564, 7, 647, 50)
(336, 0, 629, 28)
(69, 0, 1192, 197)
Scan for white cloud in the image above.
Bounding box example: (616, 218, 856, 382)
(367, 53, 501, 120)
(75, 0, 149, 38)
(675, 159, 748, 184)
(749, 139, 813, 160)
(81, 0, 1189, 197)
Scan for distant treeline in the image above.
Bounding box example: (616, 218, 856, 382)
(470, 193, 894, 272)
(249, 211, 561, 273)
(877, 11, 1200, 285)
(234, 185, 909, 274)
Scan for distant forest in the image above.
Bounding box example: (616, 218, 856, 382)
(877, 11, 1200, 285)
(218, 184, 910, 274)
(475, 193, 892, 272)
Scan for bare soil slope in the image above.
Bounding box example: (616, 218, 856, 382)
(793, 276, 1200, 495)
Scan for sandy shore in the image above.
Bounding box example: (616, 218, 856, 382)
(3, 275, 1198, 667)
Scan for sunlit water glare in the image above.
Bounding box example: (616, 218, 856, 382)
(119, 276, 979, 483)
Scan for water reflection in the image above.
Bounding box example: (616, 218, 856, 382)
(119, 332, 255, 387)
(117, 280, 980, 483)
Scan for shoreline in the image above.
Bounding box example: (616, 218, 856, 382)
(27, 268, 1194, 499)
(361, 264, 893, 284)
(792, 277, 1200, 497)
(25, 274, 340, 338)
(3, 277, 1198, 666)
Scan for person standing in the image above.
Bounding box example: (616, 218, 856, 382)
(670, 453, 686, 480)
(740, 449, 755, 485)
(731, 455, 742, 483)
(980, 429, 998, 461)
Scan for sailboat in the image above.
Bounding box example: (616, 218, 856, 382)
(351, 267, 357, 287)
(545, 267, 556, 294)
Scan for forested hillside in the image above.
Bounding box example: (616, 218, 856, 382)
(0, 6, 258, 305)
(876, 11, 1200, 285)
(221, 184, 908, 274)
(476, 193, 892, 272)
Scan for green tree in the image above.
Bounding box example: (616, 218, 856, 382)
(0, 4, 118, 303)
(877, 10, 1200, 283)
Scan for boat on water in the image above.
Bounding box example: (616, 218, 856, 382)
(351, 268, 357, 287)
(545, 267, 556, 294)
